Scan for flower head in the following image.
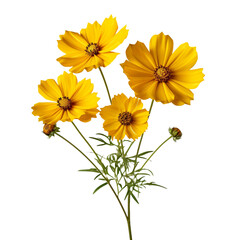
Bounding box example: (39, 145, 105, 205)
(57, 15, 129, 73)
(121, 32, 204, 105)
(169, 127, 182, 141)
(100, 94, 149, 140)
(32, 72, 100, 124)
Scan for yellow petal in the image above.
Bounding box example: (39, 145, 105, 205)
(59, 31, 88, 52)
(166, 43, 198, 72)
(100, 105, 119, 119)
(57, 72, 77, 98)
(99, 15, 118, 47)
(128, 122, 148, 140)
(114, 125, 126, 140)
(68, 55, 92, 73)
(121, 60, 154, 81)
(32, 102, 62, 124)
(130, 80, 158, 100)
(155, 82, 175, 103)
(167, 80, 194, 105)
(85, 21, 101, 43)
(98, 52, 119, 67)
(67, 106, 85, 121)
(126, 41, 156, 72)
(132, 109, 149, 124)
(125, 97, 143, 113)
(79, 108, 99, 122)
(111, 94, 128, 111)
(102, 25, 128, 51)
(172, 68, 204, 89)
(150, 32, 173, 66)
(84, 55, 104, 70)
(38, 79, 62, 101)
(57, 52, 87, 67)
(103, 120, 121, 131)
(71, 79, 94, 102)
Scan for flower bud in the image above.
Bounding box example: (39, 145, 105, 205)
(43, 124, 60, 137)
(169, 127, 182, 141)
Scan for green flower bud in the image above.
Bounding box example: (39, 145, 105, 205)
(43, 124, 60, 138)
(169, 127, 182, 141)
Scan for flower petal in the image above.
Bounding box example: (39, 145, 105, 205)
(67, 106, 85, 121)
(167, 80, 194, 105)
(132, 109, 149, 124)
(155, 82, 175, 103)
(150, 32, 173, 66)
(126, 41, 156, 72)
(102, 25, 128, 51)
(114, 125, 126, 140)
(57, 72, 77, 98)
(84, 21, 101, 43)
(166, 43, 198, 72)
(125, 97, 143, 113)
(38, 79, 62, 101)
(130, 80, 158, 100)
(172, 68, 204, 89)
(121, 60, 154, 81)
(111, 94, 128, 111)
(59, 31, 88, 52)
(99, 15, 118, 47)
(57, 52, 87, 67)
(32, 102, 62, 124)
(79, 108, 99, 122)
(98, 52, 119, 67)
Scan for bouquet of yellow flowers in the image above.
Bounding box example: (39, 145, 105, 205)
(32, 15, 204, 240)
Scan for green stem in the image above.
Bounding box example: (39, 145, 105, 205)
(99, 67, 112, 104)
(133, 100, 154, 171)
(139, 136, 173, 170)
(127, 194, 133, 240)
(56, 133, 99, 169)
(72, 121, 101, 162)
(56, 132, 128, 219)
(125, 141, 135, 156)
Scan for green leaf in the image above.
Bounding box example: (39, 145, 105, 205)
(94, 174, 101, 180)
(93, 182, 108, 194)
(144, 182, 167, 189)
(128, 151, 153, 159)
(130, 192, 139, 204)
(78, 168, 99, 173)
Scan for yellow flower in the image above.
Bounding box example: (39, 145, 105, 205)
(32, 71, 100, 124)
(100, 94, 149, 140)
(57, 15, 129, 73)
(121, 32, 204, 105)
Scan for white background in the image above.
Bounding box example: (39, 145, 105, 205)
(1, 0, 240, 239)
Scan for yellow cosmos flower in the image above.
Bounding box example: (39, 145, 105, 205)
(121, 32, 204, 105)
(57, 15, 129, 73)
(32, 71, 100, 124)
(100, 94, 149, 141)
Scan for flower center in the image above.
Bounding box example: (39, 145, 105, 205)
(57, 96, 72, 110)
(118, 112, 132, 125)
(85, 42, 100, 56)
(154, 66, 171, 82)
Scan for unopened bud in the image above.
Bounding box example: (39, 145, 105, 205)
(169, 127, 182, 141)
(43, 123, 60, 137)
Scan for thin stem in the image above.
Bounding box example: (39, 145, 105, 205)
(133, 100, 154, 171)
(127, 194, 133, 240)
(72, 121, 101, 162)
(57, 132, 128, 219)
(139, 136, 173, 170)
(125, 141, 135, 156)
(56, 133, 99, 169)
(98, 67, 112, 104)
(120, 140, 125, 157)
